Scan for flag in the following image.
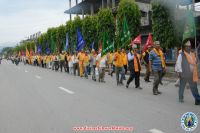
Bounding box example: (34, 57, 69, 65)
(65, 33, 69, 51)
(51, 37, 56, 53)
(21, 50, 24, 56)
(37, 46, 41, 54)
(182, 11, 196, 41)
(35, 45, 37, 54)
(179, 0, 192, 6)
(102, 32, 114, 56)
(120, 16, 131, 48)
(132, 35, 141, 45)
(18, 51, 21, 57)
(46, 47, 51, 54)
(91, 41, 95, 49)
(99, 41, 102, 51)
(76, 28, 85, 52)
(26, 47, 30, 57)
(142, 33, 153, 53)
(115, 16, 119, 36)
(30, 49, 33, 57)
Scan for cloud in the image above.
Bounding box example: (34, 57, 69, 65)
(0, 0, 77, 46)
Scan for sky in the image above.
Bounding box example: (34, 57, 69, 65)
(0, 0, 200, 47)
(0, 0, 80, 47)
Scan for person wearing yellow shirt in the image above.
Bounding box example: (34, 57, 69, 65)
(78, 49, 85, 77)
(122, 49, 128, 80)
(107, 52, 113, 75)
(111, 49, 116, 77)
(114, 49, 125, 85)
(59, 51, 66, 72)
(44, 55, 47, 68)
(83, 51, 90, 79)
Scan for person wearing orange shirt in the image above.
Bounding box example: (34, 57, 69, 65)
(114, 49, 125, 85)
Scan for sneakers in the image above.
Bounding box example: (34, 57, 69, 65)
(195, 100, 200, 105)
(179, 99, 184, 103)
(126, 84, 129, 88)
(136, 86, 143, 89)
(153, 92, 158, 95)
(153, 91, 162, 95)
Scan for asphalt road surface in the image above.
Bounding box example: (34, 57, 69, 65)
(0, 60, 199, 133)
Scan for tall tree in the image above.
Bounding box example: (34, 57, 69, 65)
(117, 0, 141, 48)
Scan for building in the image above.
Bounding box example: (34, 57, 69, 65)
(64, 0, 152, 43)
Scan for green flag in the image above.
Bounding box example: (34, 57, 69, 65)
(102, 32, 114, 56)
(120, 16, 131, 48)
(51, 37, 56, 53)
(182, 11, 196, 41)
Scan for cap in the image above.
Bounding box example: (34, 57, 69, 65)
(184, 40, 191, 47)
(154, 41, 160, 45)
(132, 44, 137, 49)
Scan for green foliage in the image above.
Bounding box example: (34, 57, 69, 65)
(71, 16, 83, 50)
(56, 25, 66, 52)
(82, 15, 98, 50)
(117, 0, 141, 45)
(97, 8, 115, 45)
(152, 2, 177, 48)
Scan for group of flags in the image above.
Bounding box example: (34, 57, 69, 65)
(20, 2, 197, 57)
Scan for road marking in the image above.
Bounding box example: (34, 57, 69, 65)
(149, 129, 165, 133)
(58, 87, 74, 94)
(35, 75, 41, 79)
(25, 70, 28, 73)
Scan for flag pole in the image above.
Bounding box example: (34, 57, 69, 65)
(192, 0, 197, 49)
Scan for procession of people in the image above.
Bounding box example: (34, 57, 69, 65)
(11, 39, 200, 106)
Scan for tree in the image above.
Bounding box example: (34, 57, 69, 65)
(97, 8, 115, 49)
(56, 25, 66, 52)
(82, 15, 98, 50)
(152, 2, 178, 48)
(66, 20, 73, 51)
(117, 0, 141, 46)
(71, 16, 83, 51)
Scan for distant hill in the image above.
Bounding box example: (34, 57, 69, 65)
(0, 46, 5, 52)
(0, 42, 16, 53)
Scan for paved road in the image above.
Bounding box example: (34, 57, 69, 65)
(0, 60, 199, 133)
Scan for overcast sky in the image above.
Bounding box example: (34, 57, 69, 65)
(0, 0, 200, 47)
(0, 0, 80, 47)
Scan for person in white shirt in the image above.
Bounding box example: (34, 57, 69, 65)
(96, 52, 107, 83)
(72, 51, 79, 76)
(68, 53, 73, 75)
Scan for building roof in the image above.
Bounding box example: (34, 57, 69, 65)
(64, 0, 151, 15)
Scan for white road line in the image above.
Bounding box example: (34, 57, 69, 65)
(35, 75, 41, 79)
(25, 70, 28, 73)
(58, 87, 74, 94)
(149, 129, 165, 133)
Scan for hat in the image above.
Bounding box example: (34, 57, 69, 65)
(132, 44, 137, 49)
(154, 41, 160, 45)
(184, 40, 191, 47)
